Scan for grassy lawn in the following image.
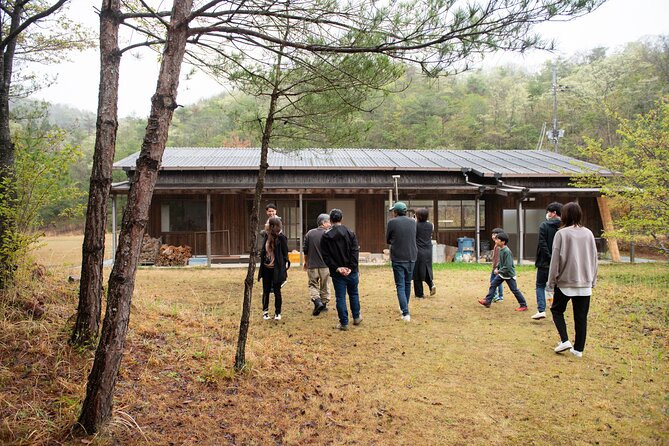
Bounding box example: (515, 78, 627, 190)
(1, 236, 667, 445)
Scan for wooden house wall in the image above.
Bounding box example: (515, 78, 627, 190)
(146, 193, 249, 256)
(355, 194, 386, 253)
(142, 190, 603, 258)
(218, 194, 248, 254)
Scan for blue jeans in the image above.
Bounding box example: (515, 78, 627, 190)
(489, 271, 503, 298)
(484, 275, 527, 307)
(331, 271, 360, 326)
(392, 261, 415, 316)
(535, 267, 549, 312)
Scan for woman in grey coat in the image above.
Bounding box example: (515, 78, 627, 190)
(413, 208, 436, 298)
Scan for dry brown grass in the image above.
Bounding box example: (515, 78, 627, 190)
(30, 233, 114, 272)
(1, 235, 667, 445)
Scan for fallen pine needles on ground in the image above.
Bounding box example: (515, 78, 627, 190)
(1, 250, 667, 445)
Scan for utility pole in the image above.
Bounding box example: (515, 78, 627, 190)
(546, 62, 565, 152)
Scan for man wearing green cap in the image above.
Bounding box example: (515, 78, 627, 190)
(386, 202, 417, 321)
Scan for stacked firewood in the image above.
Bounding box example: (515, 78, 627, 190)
(139, 235, 162, 265)
(155, 244, 192, 266)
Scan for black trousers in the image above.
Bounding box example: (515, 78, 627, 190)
(551, 287, 590, 352)
(261, 267, 282, 315)
(413, 266, 434, 297)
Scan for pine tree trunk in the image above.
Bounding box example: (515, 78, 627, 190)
(235, 90, 279, 371)
(71, 0, 121, 346)
(76, 0, 193, 433)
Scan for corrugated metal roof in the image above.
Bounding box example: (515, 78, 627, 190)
(113, 147, 609, 177)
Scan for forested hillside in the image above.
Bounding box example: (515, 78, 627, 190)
(15, 36, 668, 230)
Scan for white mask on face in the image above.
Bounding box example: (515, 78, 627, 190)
(546, 212, 552, 220)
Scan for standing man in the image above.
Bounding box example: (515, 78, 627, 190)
(532, 202, 563, 320)
(303, 213, 331, 316)
(265, 203, 279, 224)
(386, 202, 417, 322)
(320, 208, 361, 331)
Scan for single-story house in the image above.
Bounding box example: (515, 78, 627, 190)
(111, 148, 611, 264)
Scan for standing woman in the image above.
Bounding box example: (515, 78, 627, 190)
(258, 217, 290, 320)
(413, 208, 436, 298)
(548, 202, 598, 358)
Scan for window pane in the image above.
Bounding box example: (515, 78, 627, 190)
(277, 200, 300, 251)
(167, 200, 206, 231)
(463, 200, 476, 228)
(438, 200, 461, 229)
(479, 201, 486, 228)
(407, 200, 434, 223)
(503, 209, 517, 233)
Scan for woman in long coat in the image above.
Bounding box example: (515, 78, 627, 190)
(258, 217, 290, 320)
(413, 208, 436, 297)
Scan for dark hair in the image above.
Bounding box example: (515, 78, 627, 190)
(491, 227, 504, 235)
(495, 232, 509, 244)
(267, 217, 282, 251)
(329, 208, 343, 223)
(560, 202, 582, 227)
(546, 202, 563, 216)
(416, 208, 429, 222)
(265, 203, 277, 211)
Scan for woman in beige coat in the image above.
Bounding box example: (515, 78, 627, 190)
(548, 202, 598, 358)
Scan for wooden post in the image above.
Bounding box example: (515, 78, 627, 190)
(206, 193, 211, 267)
(596, 196, 621, 262)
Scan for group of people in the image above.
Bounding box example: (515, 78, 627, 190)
(258, 202, 437, 330)
(479, 201, 598, 357)
(258, 200, 598, 357)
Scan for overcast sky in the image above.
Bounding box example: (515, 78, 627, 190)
(30, 0, 669, 117)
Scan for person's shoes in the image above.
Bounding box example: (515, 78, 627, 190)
(430, 285, 437, 296)
(492, 294, 501, 302)
(570, 348, 583, 358)
(515, 306, 529, 312)
(336, 323, 349, 331)
(274, 314, 282, 320)
(531, 311, 546, 320)
(478, 299, 491, 308)
(312, 298, 325, 316)
(554, 340, 573, 353)
(353, 317, 363, 326)
(321, 304, 329, 312)
(416, 295, 425, 299)
(401, 314, 411, 322)
(263, 311, 270, 320)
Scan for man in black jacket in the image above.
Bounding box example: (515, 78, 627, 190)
(320, 208, 361, 331)
(532, 202, 562, 320)
(386, 202, 417, 322)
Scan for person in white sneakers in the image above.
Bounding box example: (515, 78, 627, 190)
(532, 202, 562, 320)
(258, 217, 290, 321)
(548, 202, 598, 358)
(303, 213, 332, 316)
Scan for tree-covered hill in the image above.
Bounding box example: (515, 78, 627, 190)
(15, 36, 668, 230)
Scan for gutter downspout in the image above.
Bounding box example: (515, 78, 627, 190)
(299, 193, 304, 267)
(462, 170, 490, 263)
(495, 174, 529, 264)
